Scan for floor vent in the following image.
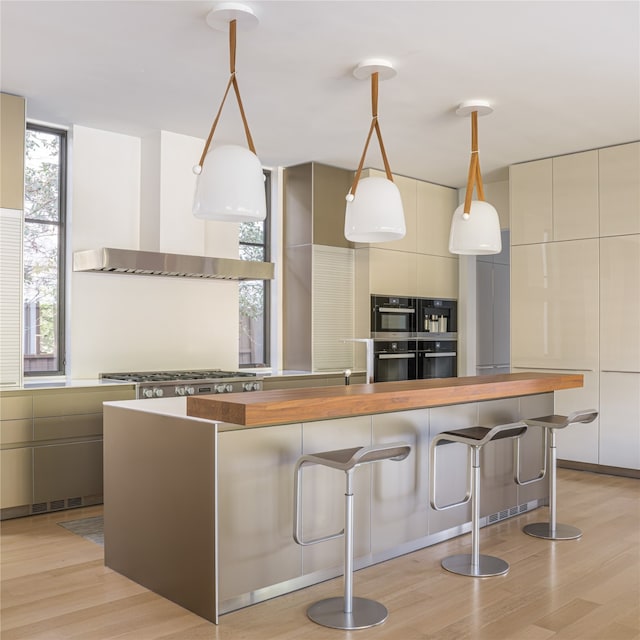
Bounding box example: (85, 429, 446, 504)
(487, 502, 532, 525)
(50, 500, 65, 510)
(67, 497, 82, 508)
(31, 503, 47, 514)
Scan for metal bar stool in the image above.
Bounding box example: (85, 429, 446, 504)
(517, 409, 598, 540)
(430, 422, 528, 577)
(293, 442, 412, 630)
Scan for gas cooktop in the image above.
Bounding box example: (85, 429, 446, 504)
(100, 369, 263, 398)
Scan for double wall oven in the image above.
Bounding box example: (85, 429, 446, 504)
(371, 295, 457, 382)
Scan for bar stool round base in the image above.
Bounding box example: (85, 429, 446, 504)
(441, 553, 509, 577)
(523, 522, 582, 540)
(307, 597, 388, 630)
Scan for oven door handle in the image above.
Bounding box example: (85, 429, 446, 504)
(378, 308, 415, 314)
(377, 353, 416, 360)
(422, 352, 457, 358)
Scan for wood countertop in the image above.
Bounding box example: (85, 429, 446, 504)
(186, 372, 583, 427)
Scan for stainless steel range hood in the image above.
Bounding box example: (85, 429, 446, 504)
(73, 248, 274, 281)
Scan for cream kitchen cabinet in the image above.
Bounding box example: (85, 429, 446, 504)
(552, 150, 599, 241)
(511, 239, 599, 371)
(416, 179, 457, 257)
(510, 158, 552, 245)
(416, 254, 458, 299)
(509, 367, 600, 464)
(356, 173, 458, 300)
(367, 246, 418, 297)
(510, 142, 639, 470)
(511, 152, 600, 244)
(600, 234, 640, 372)
(599, 142, 640, 237)
(599, 234, 639, 470)
(599, 372, 640, 469)
(365, 169, 418, 253)
(511, 239, 600, 464)
(0, 385, 135, 518)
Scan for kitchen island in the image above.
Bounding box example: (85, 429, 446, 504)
(103, 373, 582, 624)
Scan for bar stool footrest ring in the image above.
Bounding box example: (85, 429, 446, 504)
(307, 596, 388, 630)
(523, 522, 582, 540)
(441, 553, 509, 577)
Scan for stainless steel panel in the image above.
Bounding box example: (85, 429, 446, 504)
(371, 409, 428, 552)
(103, 406, 218, 623)
(0, 448, 32, 508)
(33, 441, 103, 502)
(73, 247, 274, 281)
(428, 403, 478, 533)
(34, 414, 103, 441)
(283, 244, 313, 371)
(217, 424, 302, 601)
(301, 416, 372, 574)
(518, 393, 553, 504)
(478, 398, 520, 516)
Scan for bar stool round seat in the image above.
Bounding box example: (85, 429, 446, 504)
(520, 409, 598, 540)
(293, 442, 411, 630)
(430, 422, 528, 577)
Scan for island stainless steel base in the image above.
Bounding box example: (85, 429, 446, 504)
(307, 596, 388, 630)
(441, 553, 509, 577)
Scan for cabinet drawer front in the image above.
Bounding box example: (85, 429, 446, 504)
(0, 419, 33, 445)
(1, 448, 33, 508)
(33, 441, 103, 502)
(34, 414, 103, 441)
(0, 395, 33, 420)
(33, 387, 135, 417)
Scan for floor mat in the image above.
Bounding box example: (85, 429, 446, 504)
(58, 515, 104, 546)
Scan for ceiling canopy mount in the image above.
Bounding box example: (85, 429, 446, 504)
(205, 2, 259, 31)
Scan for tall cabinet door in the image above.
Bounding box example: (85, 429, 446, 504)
(599, 142, 640, 237)
(511, 240, 600, 463)
(511, 240, 599, 371)
(510, 159, 552, 245)
(599, 234, 640, 469)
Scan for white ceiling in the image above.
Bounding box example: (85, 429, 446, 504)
(2, 1, 639, 188)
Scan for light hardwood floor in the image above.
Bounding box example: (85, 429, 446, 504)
(1, 469, 638, 640)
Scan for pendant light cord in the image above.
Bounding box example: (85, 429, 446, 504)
(349, 72, 395, 197)
(197, 19, 257, 169)
(463, 110, 486, 214)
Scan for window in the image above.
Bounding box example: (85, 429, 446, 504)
(23, 123, 66, 375)
(239, 171, 270, 367)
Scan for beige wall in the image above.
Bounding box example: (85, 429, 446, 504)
(69, 126, 240, 378)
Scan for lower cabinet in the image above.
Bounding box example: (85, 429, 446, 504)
(599, 372, 640, 469)
(33, 441, 103, 503)
(0, 385, 135, 518)
(0, 448, 32, 508)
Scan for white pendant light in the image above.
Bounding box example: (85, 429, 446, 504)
(192, 3, 266, 223)
(448, 100, 501, 255)
(345, 60, 405, 243)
